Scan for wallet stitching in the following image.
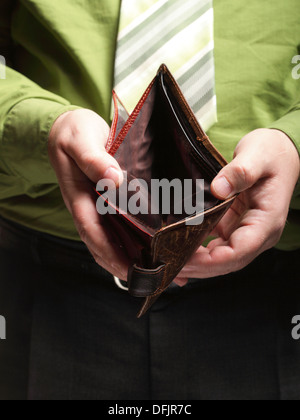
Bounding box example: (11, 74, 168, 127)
(123, 213, 158, 233)
(164, 71, 206, 139)
(142, 287, 167, 298)
(190, 149, 217, 178)
(158, 195, 237, 235)
(163, 69, 228, 167)
(106, 91, 119, 151)
(108, 79, 156, 156)
(95, 189, 156, 234)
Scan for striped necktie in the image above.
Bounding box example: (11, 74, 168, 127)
(114, 0, 217, 131)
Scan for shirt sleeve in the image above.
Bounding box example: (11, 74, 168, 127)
(269, 105, 300, 207)
(0, 2, 80, 200)
(0, 68, 80, 193)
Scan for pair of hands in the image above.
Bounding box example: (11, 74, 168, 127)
(48, 109, 300, 285)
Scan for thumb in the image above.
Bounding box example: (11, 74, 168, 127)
(211, 151, 265, 200)
(62, 111, 124, 186)
(77, 147, 124, 187)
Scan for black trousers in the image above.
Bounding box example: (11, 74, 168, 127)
(0, 217, 299, 400)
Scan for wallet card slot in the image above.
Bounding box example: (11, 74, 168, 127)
(154, 72, 221, 217)
(159, 71, 221, 178)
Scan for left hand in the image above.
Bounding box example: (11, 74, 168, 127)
(48, 109, 129, 281)
(176, 128, 300, 284)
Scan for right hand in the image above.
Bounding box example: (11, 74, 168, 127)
(48, 109, 129, 280)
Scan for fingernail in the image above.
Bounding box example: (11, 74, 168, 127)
(212, 177, 233, 199)
(104, 167, 123, 187)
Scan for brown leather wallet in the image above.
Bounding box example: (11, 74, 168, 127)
(97, 64, 236, 318)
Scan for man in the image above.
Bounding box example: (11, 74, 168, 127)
(0, 0, 299, 400)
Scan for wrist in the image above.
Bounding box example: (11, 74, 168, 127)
(270, 129, 300, 178)
(49, 110, 75, 145)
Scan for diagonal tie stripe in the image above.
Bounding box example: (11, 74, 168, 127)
(177, 50, 213, 87)
(117, 0, 180, 49)
(115, 0, 212, 84)
(116, 0, 210, 72)
(114, 0, 217, 132)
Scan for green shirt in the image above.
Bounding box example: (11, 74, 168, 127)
(0, 0, 299, 250)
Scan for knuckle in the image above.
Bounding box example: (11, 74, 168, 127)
(71, 201, 84, 222)
(80, 152, 101, 176)
(77, 223, 88, 243)
(278, 215, 287, 232)
(55, 126, 73, 150)
(93, 255, 103, 267)
(234, 163, 255, 188)
(232, 256, 249, 272)
(71, 205, 89, 242)
(88, 250, 103, 267)
(271, 220, 286, 246)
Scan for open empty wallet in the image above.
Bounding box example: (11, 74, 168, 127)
(97, 64, 236, 318)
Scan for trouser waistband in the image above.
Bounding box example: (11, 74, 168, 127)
(0, 216, 298, 289)
(0, 217, 108, 279)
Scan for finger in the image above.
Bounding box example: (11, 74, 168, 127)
(206, 237, 227, 249)
(71, 145, 124, 186)
(211, 149, 266, 200)
(180, 219, 274, 279)
(211, 195, 247, 240)
(72, 193, 129, 280)
(61, 112, 124, 186)
(55, 152, 129, 279)
(174, 277, 189, 287)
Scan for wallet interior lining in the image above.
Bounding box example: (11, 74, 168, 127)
(111, 71, 222, 233)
